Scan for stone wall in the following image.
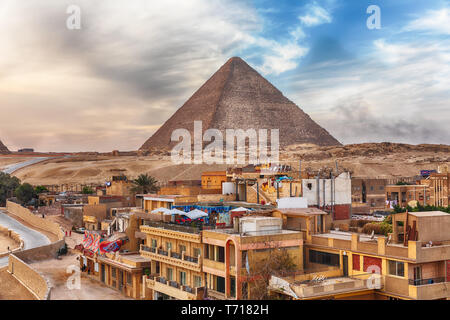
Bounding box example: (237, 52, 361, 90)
(7, 254, 50, 300)
(6, 201, 65, 240)
(0, 226, 24, 258)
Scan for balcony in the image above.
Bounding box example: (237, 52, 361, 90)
(269, 273, 384, 300)
(408, 278, 450, 300)
(409, 277, 445, 286)
(140, 245, 202, 272)
(145, 275, 205, 300)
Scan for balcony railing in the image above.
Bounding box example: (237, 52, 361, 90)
(408, 277, 446, 286)
(141, 245, 201, 265)
(143, 220, 208, 234)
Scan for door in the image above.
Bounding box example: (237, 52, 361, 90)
(119, 270, 124, 291)
(414, 266, 422, 285)
(343, 255, 349, 276)
(101, 264, 105, 283)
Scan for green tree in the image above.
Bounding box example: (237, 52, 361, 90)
(82, 186, 94, 194)
(0, 172, 21, 206)
(15, 183, 36, 205)
(131, 174, 159, 194)
(35, 185, 49, 194)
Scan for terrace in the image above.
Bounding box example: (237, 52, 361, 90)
(144, 274, 205, 300)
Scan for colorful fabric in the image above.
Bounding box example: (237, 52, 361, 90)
(99, 239, 123, 254)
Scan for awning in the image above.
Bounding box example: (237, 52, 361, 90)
(167, 208, 186, 216)
(230, 207, 251, 212)
(184, 209, 209, 220)
(151, 207, 171, 214)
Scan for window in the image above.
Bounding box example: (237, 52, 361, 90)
(180, 271, 187, 285)
(166, 268, 173, 281)
(193, 247, 201, 258)
(127, 273, 132, 285)
(217, 246, 225, 263)
(307, 183, 312, 190)
(151, 239, 157, 248)
(166, 242, 172, 251)
(379, 186, 384, 190)
(179, 244, 186, 254)
(309, 250, 339, 267)
(388, 260, 404, 277)
(112, 267, 116, 279)
(194, 275, 202, 287)
(204, 244, 209, 259)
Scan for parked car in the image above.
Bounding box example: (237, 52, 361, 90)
(75, 227, 86, 234)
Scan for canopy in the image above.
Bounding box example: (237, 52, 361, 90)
(230, 207, 251, 212)
(167, 208, 186, 216)
(184, 209, 209, 220)
(151, 207, 171, 214)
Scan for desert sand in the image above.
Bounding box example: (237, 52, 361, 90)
(5, 143, 450, 185)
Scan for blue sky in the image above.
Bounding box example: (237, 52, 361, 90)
(0, 0, 449, 151)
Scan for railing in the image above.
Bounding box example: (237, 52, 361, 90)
(143, 220, 207, 234)
(409, 277, 446, 286)
(184, 255, 198, 264)
(140, 245, 200, 265)
(141, 246, 156, 253)
(171, 252, 181, 259)
(158, 249, 168, 256)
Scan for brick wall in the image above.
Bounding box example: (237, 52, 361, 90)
(363, 256, 382, 274)
(334, 204, 351, 220)
(352, 254, 360, 271)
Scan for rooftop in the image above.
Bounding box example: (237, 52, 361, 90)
(274, 207, 328, 216)
(408, 211, 449, 218)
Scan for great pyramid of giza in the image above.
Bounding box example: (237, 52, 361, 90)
(0, 139, 10, 154)
(140, 57, 341, 151)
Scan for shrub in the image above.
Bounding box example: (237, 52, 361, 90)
(362, 223, 382, 235)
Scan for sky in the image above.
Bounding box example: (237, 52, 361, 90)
(0, 0, 449, 152)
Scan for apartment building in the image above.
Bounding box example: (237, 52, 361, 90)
(139, 220, 205, 300)
(352, 178, 387, 214)
(270, 211, 450, 300)
(79, 248, 151, 299)
(202, 216, 303, 300)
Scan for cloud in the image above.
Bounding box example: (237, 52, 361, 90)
(0, 0, 310, 152)
(285, 36, 450, 145)
(298, 2, 332, 27)
(404, 7, 450, 35)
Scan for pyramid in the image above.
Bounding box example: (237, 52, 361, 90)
(0, 139, 10, 154)
(140, 57, 341, 151)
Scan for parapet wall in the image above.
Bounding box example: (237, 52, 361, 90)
(0, 225, 24, 258)
(6, 200, 65, 240)
(8, 253, 51, 300)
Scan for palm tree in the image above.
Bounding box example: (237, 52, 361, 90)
(131, 174, 159, 194)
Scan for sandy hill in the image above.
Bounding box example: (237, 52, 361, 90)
(140, 57, 341, 151)
(9, 143, 449, 185)
(0, 140, 10, 154)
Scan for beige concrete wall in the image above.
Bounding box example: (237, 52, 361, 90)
(8, 254, 50, 300)
(0, 226, 24, 258)
(83, 204, 108, 220)
(6, 201, 65, 240)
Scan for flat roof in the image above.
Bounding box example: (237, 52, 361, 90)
(315, 230, 379, 241)
(408, 211, 449, 218)
(274, 208, 328, 216)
